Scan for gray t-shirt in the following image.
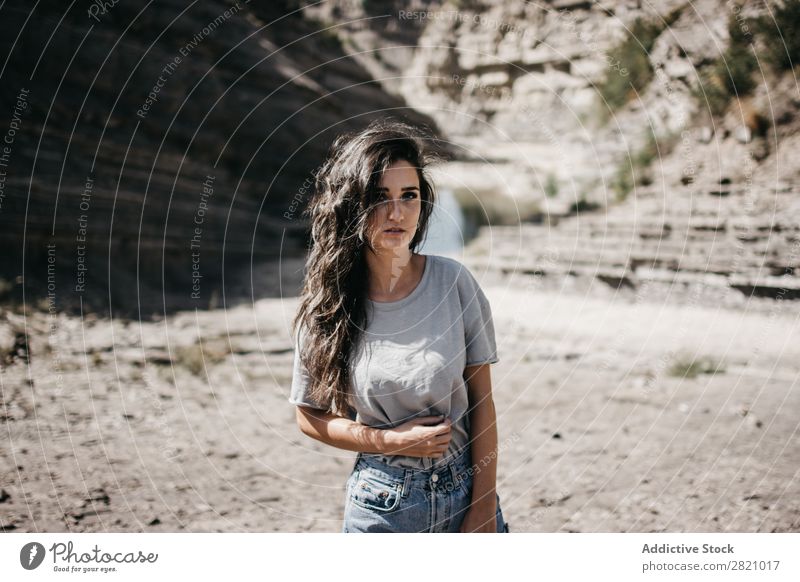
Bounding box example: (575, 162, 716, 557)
(288, 253, 499, 470)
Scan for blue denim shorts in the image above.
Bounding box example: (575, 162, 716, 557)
(342, 446, 510, 533)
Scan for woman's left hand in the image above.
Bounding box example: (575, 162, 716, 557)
(459, 502, 497, 533)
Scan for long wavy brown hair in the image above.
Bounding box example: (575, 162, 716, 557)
(292, 118, 441, 418)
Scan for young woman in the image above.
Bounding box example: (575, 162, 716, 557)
(288, 118, 509, 533)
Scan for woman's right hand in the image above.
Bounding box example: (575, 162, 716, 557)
(384, 415, 452, 458)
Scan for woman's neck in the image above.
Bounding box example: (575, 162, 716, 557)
(365, 250, 422, 301)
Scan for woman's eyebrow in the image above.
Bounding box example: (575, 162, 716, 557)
(376, 186, 420, 191)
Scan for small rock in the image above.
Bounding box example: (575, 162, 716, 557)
(698, 126, 713, 143)
(552, 432, 562, 440)
(148, 517, 161, 526)
(0, 489, 10, 503)
(732, 405, 749, 417)
(735, 125, 752, 144)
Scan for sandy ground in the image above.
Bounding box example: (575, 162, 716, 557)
(2, 275, 799, 532)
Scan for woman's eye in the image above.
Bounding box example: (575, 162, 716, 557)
(376, 192, 417, 202)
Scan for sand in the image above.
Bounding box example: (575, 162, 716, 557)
(1, 280, 799, 532)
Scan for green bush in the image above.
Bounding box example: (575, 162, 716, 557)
(719, 13, 758, 95)
(598, 7, 684, 111)
(693, 10, 758, 116)
(634, 131, 658, 169)
(691, 70, 731, 117)
(756, 0, 800, 70)
(612, 131, 677, 201)
(568, 197, 600, 214)
(544, 173, 559, 198)
(667, 354, 724, 379)
(598, 18, 662, 110)
(611, 162, 634, 202)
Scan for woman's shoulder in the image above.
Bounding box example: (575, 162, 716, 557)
(423, 253, 481, 290)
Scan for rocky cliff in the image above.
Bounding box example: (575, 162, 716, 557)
(2, 0, 797, 315)
(309, 0, 800, 307)
(0, 0, 440, 316)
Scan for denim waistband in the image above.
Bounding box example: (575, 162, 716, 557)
(354, 445, 473, 485)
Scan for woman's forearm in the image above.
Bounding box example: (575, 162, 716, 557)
(295, 406, 395, 454)
(468, 396, 499, 507)
(464, 364, 499, 508)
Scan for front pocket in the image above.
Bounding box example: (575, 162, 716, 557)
(350, 471, 402, 512)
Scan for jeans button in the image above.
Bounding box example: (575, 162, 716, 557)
(431, 473, 438, 482)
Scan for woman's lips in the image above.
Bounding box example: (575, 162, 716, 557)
(384, 228, 405, 234)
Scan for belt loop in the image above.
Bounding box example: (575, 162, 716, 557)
(448, 461, 458, 484)
(401, 469, 412, 498)
(448, 454, 463, 486)
(450, 446, 469, 483)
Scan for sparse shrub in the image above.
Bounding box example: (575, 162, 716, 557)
(568, 196, 600, 214)
(756, 0, 800, 70)
(611, 162, 634, 202)
(692, 70, 731, 117)
(598, 7, 684, 111)
(544, 173, 559, 198)
(693, 11, 757, 116)
(612, 130, 677, 201)
(719, 13, 758, 96)
(667, 354, 724, 378)
(634, 131, 658, 170)
(598, 18, 661, 110)
(174, 343, 229, 377)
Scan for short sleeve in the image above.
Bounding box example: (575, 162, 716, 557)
(288, 326, 332, 410)
(457, 264, 499, 366)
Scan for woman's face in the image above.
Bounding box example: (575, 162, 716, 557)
(365, 159, 422, 252)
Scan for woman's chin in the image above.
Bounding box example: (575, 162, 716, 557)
(378, 236, 407, 247)
(374, 244, 409, 254)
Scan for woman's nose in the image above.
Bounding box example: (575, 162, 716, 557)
(387, 198, 402, 220)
